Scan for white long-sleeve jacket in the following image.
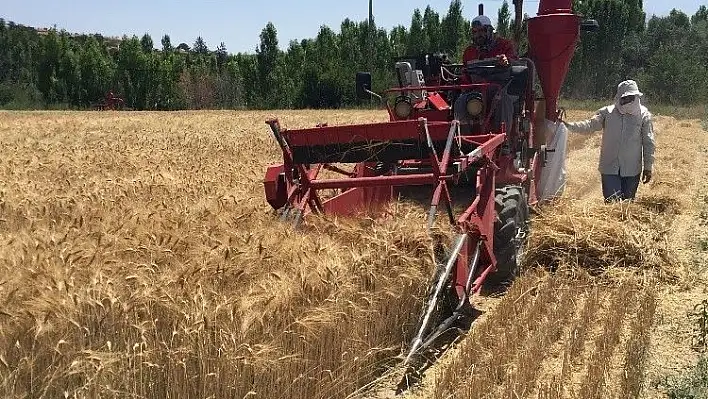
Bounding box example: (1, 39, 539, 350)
(565, 104, 655, 177)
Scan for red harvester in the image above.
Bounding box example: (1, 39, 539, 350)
(94, 91, 125, 111)
(262, 0, 598, 387)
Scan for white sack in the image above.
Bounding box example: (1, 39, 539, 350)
(538, 118, 568, 201)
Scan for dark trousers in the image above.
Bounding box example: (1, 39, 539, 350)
(601, 173, 641, 202)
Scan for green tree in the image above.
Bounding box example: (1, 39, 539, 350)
(234, 53, 258, 107)
(645, 43, 706, 104)
(691, 9, 708, 72)
(161, 34, 173, 52)
(79, 35, 113, 105)
(406, 9, 428, 54)
(216, 42, 228, 71)
(372, 27, 394, 91)
(154, 53, 182, 109)
(644, 10, 691, 65)
(641, 9, 708, 104)
(497, 0, 512, 38)
(255, 22, 284, 108)
(115, 35, 151, 109)
(339, 18, 361, 67)
(423, 6, 441, 53)
(357, 18, 376, 72)
(140, 33, 153, 53)
(299, 25, 346, 108)
(390, 25, 408, 57)
(2, 1, 707, 111)
(193, 36, 209, 54)
(284, 40, 306, 107)
(440, 0, 467, 59)
(693, 5, 708, 24)
(215, 58, 244, 108)
(0, 19, 10, 83)
(564, 0, 646, 98)
(37, 28, 61, 104)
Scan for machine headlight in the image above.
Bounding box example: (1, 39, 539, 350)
(394, 98, 413, 119)
(466, 97, 484, 117)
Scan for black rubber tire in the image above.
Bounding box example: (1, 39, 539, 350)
(486, 185, 529, 286)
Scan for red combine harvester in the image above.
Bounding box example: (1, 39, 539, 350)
(263, 0, 597, 387)
(94, 91, 125, 111)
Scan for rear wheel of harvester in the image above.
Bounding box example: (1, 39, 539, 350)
(486, 185, 530, 286)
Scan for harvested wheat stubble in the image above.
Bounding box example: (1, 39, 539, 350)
(524, 195, 681, 281)
(577, 280, 638, 399)
(618, 287, 658, 398)
(429, 270, 659, 399)
(530, 277, 658, 399)
(430, 268, 585, 399)
(533, 282, 600, 399)
(429, 183, 678, 398)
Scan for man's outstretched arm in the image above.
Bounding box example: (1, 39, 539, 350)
(564, 109, 606, 135)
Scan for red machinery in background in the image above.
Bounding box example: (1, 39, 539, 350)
(94, 91, 125, 111)
(263, 0, 598, 387)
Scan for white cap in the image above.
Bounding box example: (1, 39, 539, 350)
(472, 15, 493, 27)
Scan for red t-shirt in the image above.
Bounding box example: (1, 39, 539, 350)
(462, 37, 518, 64)
(461, 37, 518, 83)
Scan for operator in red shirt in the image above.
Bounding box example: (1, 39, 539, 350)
(462, 15, 518, 77)
(457, 15, 519, 133)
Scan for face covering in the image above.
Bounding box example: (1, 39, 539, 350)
(617, 96, 641, 116)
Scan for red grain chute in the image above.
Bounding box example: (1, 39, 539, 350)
(528, 0, 598, 121)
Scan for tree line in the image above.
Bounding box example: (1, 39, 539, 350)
(1, 0, 707, 110)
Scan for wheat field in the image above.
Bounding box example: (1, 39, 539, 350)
(1, 109, 707, 399)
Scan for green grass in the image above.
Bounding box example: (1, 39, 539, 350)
(701, 239, 708, 252)
(664, 299, 708, 398)
(663, 357, 708, 399)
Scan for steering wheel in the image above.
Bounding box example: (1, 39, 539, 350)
(466, 57, 510, 69)
(463, 56, 513, 88)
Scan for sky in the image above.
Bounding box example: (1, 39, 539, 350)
(2, 0, 705, 54)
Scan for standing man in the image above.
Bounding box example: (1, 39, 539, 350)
(563, 80, 656, 202)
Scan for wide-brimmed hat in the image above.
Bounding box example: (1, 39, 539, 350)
(617, 80, 643, 98)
